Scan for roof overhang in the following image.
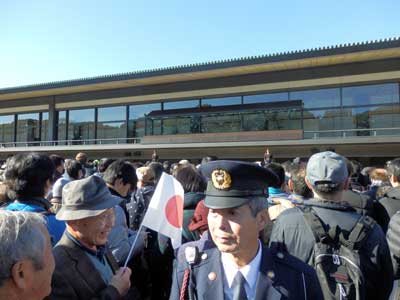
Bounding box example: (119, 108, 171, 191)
(1, 46, 400, 102)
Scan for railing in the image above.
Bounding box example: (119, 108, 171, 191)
(0, 127, 400, 148)
(304, 127, 400, 139)
(0, 137, 141, 148)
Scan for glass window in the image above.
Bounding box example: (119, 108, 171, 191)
(164, 100, 200, 110)
(243, 92, 289, 104)
(162, 117, 192, 135)
(57, 111, 67, 144)
(342, 83, 399, 106)
(201, 96, 241, 107)
(242, 109, 302, 132)
(0, 115, 14, 144)
(16, 113, 40, 143)
(68, 109, 95, 143)
(303, 109, 342, 138)
(98, 106, 126, 122)
(69, 109, 95, 123)
(342, 105, 400, 136)
(97, 106, 127, 142)
(97, 122, 127, 143)
(290, 88, 340, 109)
(41, 112, 49, 142)
(129, 103, 161, 138)
(201, 113, 241, 133)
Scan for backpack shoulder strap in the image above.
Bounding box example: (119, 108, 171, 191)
(302, 206, 331, 243)
(342, 215, 375, 250)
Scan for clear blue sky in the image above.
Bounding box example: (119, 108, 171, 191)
(1, 0, 399, 89)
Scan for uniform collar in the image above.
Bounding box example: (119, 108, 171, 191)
(221, 240, 262, 290)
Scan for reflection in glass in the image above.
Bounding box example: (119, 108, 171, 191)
(303, 109, 342, 138)
(0, 115, 14, 144)
(162, 117, 192, 134)
(16, 113, 40, 143)
(129, 103, 161, 138)
(342, 105, 400, 136)
(97, 122, 127, 143)
(164, 100, 200, 110)
(290, 88, 340, 109)
(342, 83, 399, 107)
(202, 96, 241, 107)
(97, 106, 127, 142)
(68, 109, 95, 143)
(243, 92, 289, 104)
(201, 113, 241, 133)
(242, 109, 301, 131)
(57, 111, 67, 144)
(98, 106, 126, 122)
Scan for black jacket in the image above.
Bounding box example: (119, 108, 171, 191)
(386, 210, 400, 279)
(270, 198, 394, 300)
(128, 185, 155, 230)
(375, 187, 400, 232)
(342, 190, 374, 218)
(182, 192, 204, 243)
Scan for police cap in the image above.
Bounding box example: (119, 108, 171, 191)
(200, 160, 279, 209)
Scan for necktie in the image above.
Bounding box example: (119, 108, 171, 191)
(232, 271, 247, 300)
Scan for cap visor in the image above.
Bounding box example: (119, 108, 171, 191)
(205, 195, 250, 209)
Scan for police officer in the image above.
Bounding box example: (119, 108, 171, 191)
(170, 160, 323, 300)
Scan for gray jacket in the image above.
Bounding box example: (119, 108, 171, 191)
(269, 199, 394, 300)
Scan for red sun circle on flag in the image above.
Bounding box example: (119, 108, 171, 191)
(165, 195, 184, 228)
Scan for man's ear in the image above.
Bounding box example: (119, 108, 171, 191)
(343, 177, 350, 190)
(288, 179, 294, 192)
(305, 176, 314, 190)
(256, 208, 270, 232)
(11, 260, 29, 289)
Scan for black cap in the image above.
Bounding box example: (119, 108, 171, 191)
(199, 160, 279, 209)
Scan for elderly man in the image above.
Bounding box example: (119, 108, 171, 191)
(50, 175, 133, 300)
(0, 211, 55, 300)
(170, 160, 322, 300)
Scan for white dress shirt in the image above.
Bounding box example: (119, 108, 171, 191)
(221, 240, 262, 300)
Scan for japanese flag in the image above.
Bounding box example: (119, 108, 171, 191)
(141, 172, 184, 248)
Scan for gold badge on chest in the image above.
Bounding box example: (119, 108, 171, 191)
(211, 169, 232, 190)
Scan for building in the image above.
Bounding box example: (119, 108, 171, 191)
(1, 38, 400, 164)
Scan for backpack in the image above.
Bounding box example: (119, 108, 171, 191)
(302, 207, 375, 300)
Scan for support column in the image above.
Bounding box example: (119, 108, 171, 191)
(48, 97, 56, 142)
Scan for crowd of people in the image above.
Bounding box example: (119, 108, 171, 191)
(0, 149, 400, 300)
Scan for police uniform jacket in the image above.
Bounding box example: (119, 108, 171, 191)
(169, 243, 323, 300)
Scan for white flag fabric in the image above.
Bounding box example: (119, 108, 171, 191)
(141, 172, 184, 249)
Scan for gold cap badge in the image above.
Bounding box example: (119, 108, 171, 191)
(211, 169, 232, 190)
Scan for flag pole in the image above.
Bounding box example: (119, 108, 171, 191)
(123, 223, 145, 268)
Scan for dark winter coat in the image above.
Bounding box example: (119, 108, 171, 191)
(182, 192, 205, 244)
(375, 187, 400, 232)
(386, 210, 400, 279)
(270, 198, 394, 300)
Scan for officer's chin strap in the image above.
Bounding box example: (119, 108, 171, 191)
(180, 246, 200, 300)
